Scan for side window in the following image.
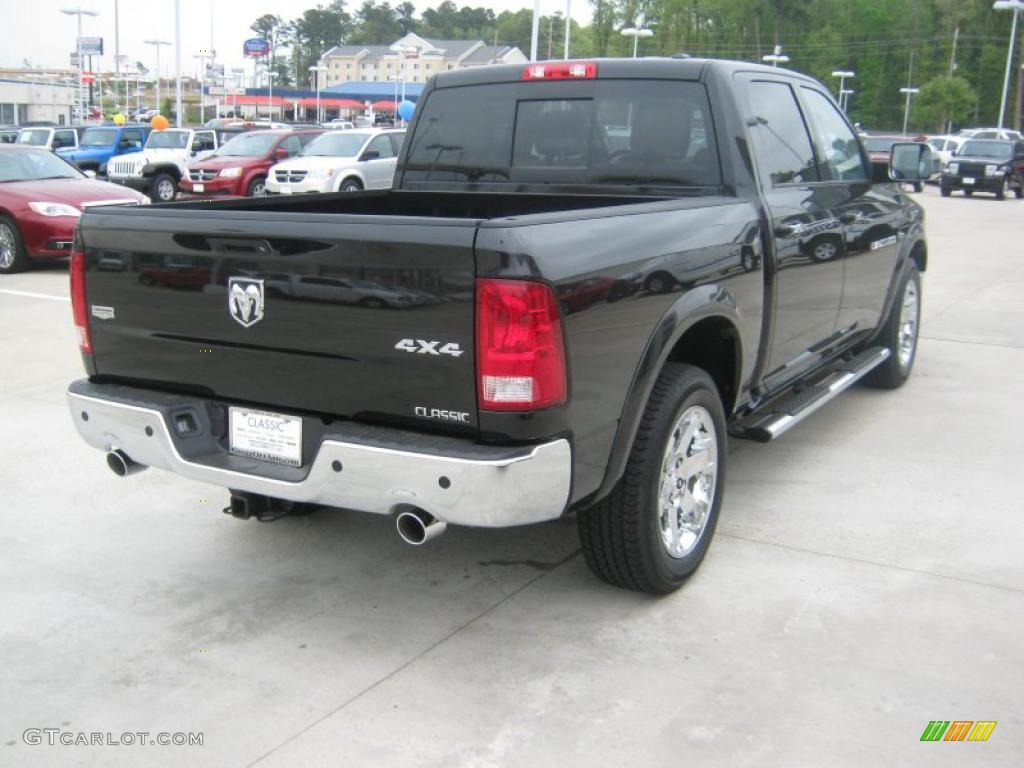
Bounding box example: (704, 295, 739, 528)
(297, 133, 320, 148)
(747, 81, 820, 184)
(389, 132, 405, 155)
(193, 132, 214, 152)
(121, 129, 144, 148)
(55, 130, 76, 147)
(800, 88, 867, 181)
(365, 135, 394, 159)
(280, 135, 302, 156)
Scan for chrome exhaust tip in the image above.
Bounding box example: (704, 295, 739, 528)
(395, 508, 447, 546)
(106, 449, 147, 477)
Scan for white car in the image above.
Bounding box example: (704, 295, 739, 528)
(324, 120, 355, 130)
(265, 129, 405, 194)
(927, 135, 967, 169)
(106, 128, 219, 202)
(955, 127, 1022, 141)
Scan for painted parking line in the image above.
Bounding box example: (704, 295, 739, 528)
(0, 288, 70, 303)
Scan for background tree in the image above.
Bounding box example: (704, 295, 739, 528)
(914, 75, 978, 131)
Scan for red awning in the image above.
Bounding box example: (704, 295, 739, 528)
(292, 97, 364, 108)
(371, 100, 398, 111)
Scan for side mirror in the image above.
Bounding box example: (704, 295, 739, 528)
(274, 148, 289, 159)
(889, 142, 933, 182)
(361, 150, 381, 161)
(83, 170, 97, 179)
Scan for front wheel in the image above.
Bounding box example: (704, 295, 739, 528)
(150, 173, 178, 202)
(247, 176, 266, 197)
(995, 180, 1006, 200)
(578, 363, 726, 594)
(940, 186, 951, 197)
(0, 215, 29, 274)
(1014, 185, 1024, 199)
(339, 178, 363, 192)
(864, 264, 921, 389)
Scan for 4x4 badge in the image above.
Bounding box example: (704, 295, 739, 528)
(228, 277, 265, 327)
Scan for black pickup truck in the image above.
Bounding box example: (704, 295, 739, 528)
(67, 59, 931, 593)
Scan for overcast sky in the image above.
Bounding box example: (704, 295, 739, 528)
(4, 0, 592, 76)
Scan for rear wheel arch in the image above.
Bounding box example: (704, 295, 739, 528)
(591, 304, 743, 505)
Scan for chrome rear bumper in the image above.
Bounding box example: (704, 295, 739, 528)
(67, 380, 571, 528)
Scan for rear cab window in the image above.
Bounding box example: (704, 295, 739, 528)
(401, 80, 721, 191)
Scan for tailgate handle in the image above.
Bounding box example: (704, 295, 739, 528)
(206, 237, 277, 256)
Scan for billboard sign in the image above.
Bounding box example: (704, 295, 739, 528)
(243, 38, 271, 58)
(78, 36, 103, 55)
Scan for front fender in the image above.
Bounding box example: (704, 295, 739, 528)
(333, 170, 367, 191)
(590, 285, 745, 503)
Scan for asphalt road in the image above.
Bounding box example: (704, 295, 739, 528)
(1, 186, 1021, 767)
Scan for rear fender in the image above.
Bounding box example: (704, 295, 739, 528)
(589, 286, 744, 504)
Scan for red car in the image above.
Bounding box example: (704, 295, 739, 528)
(179, 129, 324, 198)
(0, 145, 148, 274)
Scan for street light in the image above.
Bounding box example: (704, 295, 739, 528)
(60, 7, 99, 126)
(621, 26, 654, 58)
(762, 45, 789, 67)
(144, 38, 171, 114)
(831, 70, 855, 111)
(266, 71, 277, 121)
(994, 0, 1024, 129)
(309, 65, 327, 124)
(840, 88, 855, 112)
(193, 52, 212, 124)
(900, 86, 920, 134)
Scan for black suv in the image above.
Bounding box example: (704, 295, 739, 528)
(940, 139, 1024, 199)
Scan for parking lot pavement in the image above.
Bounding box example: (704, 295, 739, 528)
(1, 187, 1022, 767)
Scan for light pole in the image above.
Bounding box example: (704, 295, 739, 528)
(194, 52, 211, 124)
(564, 0, 572, 59)
(621, 26, 654, 58)
(61, 7, 99, 126)
(173, 0, 182, 127)
(267, 71, 277, 121)
(309, 65, 327, 123)
(831, 70, 855, 111)
(145, 38, 171, 114)
(840, 88, 855, 113)
(762, 45, 789, 68)
(994, 0, 1024, 129)
(900, 87, 919, 134)
(389, 74, 402, 123)
(530, 0, 540, 61)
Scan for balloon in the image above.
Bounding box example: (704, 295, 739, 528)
(151, 115, 170, 131)
(112, 113, 126, 125)
(397, 100, 415, 122)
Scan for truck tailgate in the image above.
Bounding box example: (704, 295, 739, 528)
(80, 208, 479, 428)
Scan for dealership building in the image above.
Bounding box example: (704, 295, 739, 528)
(0, 73, 77, 125)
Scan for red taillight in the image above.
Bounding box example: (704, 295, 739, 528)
(476, 278, 567, 412)
(70, 243, 92, 355)
(521, 61, 597, 81)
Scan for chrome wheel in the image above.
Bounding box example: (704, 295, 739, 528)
(897, 279, 919, 369)
(155, 178, 176, 201)
(658, 405, 719, 559)
(250, 179, 266, 197)
(812, 241, 838, 261)
(0, 223, 15, 270)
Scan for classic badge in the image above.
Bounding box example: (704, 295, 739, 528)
(228, 277, 265, 327)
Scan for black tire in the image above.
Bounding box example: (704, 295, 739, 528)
(339, 178, 363, 192)
(1015, 185, 1024, 199)
(645, 271, 675, 294)
(150, 172, 178, 202)
(358, 297, 386, 309)
(247, 176, 266, 197)
(995, 180, 1005, 200)
(940, 186, 951, 197)
(578, 363, 727, 594)
(863, 264, 921, 389)
(0, 215, 29, 274)
(963, 188, 973, 197)
(912, 182, 923, 193)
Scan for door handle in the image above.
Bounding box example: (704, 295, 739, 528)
(838, 212, 861, 224)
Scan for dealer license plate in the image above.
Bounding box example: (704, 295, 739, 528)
(962, 177, 975, 185)
(193, 183, 204, 193)
(229, 407, 302, 467)
(279, 186, 292, 194)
